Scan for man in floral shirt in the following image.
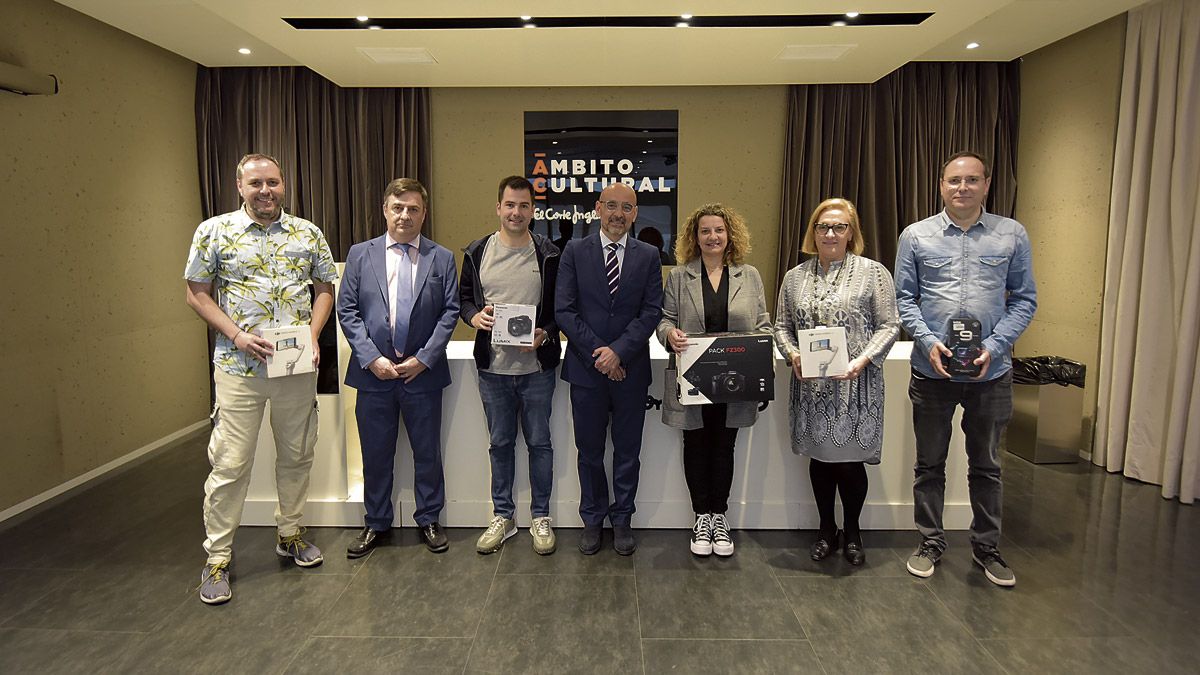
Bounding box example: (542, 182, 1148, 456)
(183, 153, 338, 605)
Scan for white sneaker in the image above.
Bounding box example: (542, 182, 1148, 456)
(531, 516, 556, 555)
(476, 515, 516, 554)
(710, 513, 734, 557)
(690, 513, 713, 556)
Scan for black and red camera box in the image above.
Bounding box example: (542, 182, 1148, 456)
(676, 332, 776, 405)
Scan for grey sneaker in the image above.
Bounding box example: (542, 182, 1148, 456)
(689, 513, 713, 556)
(199, 561, 232, 605)
(710, 513, 734, 557)
(531, 516, 556, 555)
(906, 540, 942, 578)
(476, 515, 517, 554)
(276, 530, 324, 567)
(973, 547, 1016, 587)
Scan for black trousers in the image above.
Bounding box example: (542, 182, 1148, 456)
(681, 404, 739, 514)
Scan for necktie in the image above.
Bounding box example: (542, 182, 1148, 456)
(393, 242, 413, 357)
(605, 242, 620, 296)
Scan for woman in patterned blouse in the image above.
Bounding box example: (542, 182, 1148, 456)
(774, 198, 900, 566)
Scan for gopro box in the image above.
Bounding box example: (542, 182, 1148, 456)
(796, 326, 849, 378)
(944, 317, 983, 377)
(677, 332, 775, 405)
(491, 303, 537, 347)
(260, 325, 314, 378)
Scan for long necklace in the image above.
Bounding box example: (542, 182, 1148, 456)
(810, 254, 850, 325)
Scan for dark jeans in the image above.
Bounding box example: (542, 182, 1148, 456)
(681, 404, 738, 514)
(477, 369, 557, 519)
(909, 370, 1013, 551)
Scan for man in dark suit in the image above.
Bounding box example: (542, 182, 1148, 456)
(337, 178, 460, 556)
(556, 182, 664, 555)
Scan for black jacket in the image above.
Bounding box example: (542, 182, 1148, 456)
(459, 232, 561, 371)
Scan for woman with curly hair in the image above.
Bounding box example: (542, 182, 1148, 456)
(656, 203, 771, 557)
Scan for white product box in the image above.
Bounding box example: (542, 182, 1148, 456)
(796, 326, 849, 378)
(490, 303, 537, 347)
(261, 325, 314, 378)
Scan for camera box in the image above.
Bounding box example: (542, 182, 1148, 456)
(260, 325, 314, 378)
(796, 326, 849, 378)
(676, 332, 775, 405)
(490, 303, 537, 347)
(944, 317, 983, 377)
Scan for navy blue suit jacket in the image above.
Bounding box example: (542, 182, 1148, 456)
(555, 234, 663, 390)
(337, 234, 460, 393)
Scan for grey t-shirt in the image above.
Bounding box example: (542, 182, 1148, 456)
(480, 235, 541, 375)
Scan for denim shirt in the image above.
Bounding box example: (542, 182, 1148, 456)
(894, 210, 1037, 381)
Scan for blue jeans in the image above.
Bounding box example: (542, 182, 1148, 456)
(909, 370, 1013, 551)
(477, 368, 557, 519)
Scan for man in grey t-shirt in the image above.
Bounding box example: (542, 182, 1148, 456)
(459, 175, 562, 555)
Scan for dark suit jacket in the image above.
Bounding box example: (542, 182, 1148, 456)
(337, 234, 460, 393)
(555, 233, 663, 390)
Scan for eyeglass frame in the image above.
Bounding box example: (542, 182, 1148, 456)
(814, 223, 850, 235)
(601, 200, 635, 214)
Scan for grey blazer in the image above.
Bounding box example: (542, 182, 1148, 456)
(655, 259, 773, 430)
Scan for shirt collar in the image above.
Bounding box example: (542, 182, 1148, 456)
(938, 208, 988, 233)
(387, 233, 422, 251)
(238, 204, 284, 231)
(599, 230, 629, 249)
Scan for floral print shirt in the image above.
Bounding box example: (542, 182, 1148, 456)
(184, 207, 338, 377)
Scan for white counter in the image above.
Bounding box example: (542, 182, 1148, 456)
(243, 335, 971, 530)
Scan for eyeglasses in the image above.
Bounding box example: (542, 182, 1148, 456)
(815, 223, 850, 235)
(603, 201, 635, 213)
(942, 176, 985, 188)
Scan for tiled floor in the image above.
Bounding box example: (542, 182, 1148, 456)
(1, 434, 1196, 674)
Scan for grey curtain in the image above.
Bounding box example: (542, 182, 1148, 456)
(196, 66, 432, 259)
(776, 61, 1020, 280)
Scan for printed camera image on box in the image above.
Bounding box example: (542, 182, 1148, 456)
(490, 303, 537, 347)
(261, 325, 314, 378)
(796, 326, 849, 378)
(676, 332, 775, 405)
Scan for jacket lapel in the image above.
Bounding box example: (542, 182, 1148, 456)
(684, 259, 704, 321)
(728, 262, 744, 304)
(369, 236, 389, 307)
(412, 237, 434, 299)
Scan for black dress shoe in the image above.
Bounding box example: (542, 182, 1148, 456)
(347, 527, 389, 558)
(578, 525, 602, 555)
(843, 539, 866, 566)
(809, 530, 841, 561)
(613, 525, 636, 556)
(419, 522, 449, 553)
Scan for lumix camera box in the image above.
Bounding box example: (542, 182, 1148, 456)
(491, 303, 536, 347)
(944, 317, 983, 377)
(677, 332, 775, 405)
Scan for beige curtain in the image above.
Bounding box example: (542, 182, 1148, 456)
(195, 66, 432, 260)
(1095, 0, 1200, 503)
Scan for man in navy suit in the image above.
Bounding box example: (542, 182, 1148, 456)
(556, 182, 663, 555)
(337, 178, 460, 556)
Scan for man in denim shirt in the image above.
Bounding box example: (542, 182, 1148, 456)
(894, 152, 1037, 587)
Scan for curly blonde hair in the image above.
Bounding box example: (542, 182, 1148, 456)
(674, 203, 752, 265)
(800, 197, 866, 256)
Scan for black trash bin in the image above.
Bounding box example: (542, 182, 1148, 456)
(1006, 357, 1086, 464)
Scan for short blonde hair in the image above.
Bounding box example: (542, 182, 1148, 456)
(800, 197, 866, 256)
(674, 203, 752, 265)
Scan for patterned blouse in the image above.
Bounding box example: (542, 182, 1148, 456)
(773, 253, 900, 463)
(184, 208, 338, 377)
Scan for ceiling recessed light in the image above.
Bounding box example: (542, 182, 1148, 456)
(642, 150, 648, 154)
(552, 141, 558, 145)
(647, 140, 653, 143)
(520, 15, 532, 21)
(356, 16, 368, 22)
(368, 25, 382, 30)
(237, 47, 251, 55)
(676, 22, 688, 28)
(524, 22, 536, 28)
(966, 42, 980, 49)
(681, 14, 693, 20)
(832, 20, 847, 26)
(846, 11, 860, 19)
